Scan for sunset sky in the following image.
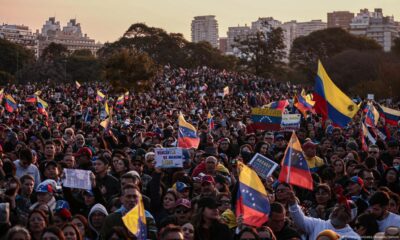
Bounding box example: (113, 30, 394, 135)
(1, 0, 399, 43)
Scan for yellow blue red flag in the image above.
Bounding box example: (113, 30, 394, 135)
(5, 94, 17, 113)
(178, 112, 200, 149)
(122, 196, 147, 240)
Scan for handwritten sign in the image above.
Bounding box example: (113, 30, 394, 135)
(281, 114, 301, 131)
(248, 153, 279, 179)
(155, 148, 183, 168)
(63, 169, 91, 190)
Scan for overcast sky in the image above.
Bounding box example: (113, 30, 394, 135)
(1, 0, 398, 43)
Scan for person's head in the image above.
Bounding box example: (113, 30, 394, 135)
(347, 176, 364, 196)
(173, 181, 190, 199)
(219, 138, 230, 151)
(6, 225, 31, 240)
(82, 190, 95, 206)
(163, 189, 178, 210)
(388, 192, 400, 214)
(120, 171, 141, 189)
(217, 193, 231, 213)
(62, 154, 75, 169)
(144, 152, 156, 170)
(36, 182, 54, 204)
(314, 184, 332, 205)
(44, 140, 56, 159)
(316, 229, 340, 240)
(274, 182, 292, 204)
(329, 203, 352, 227)
(75, 134, 85, 148)
(62, 223, 82, 240)
(74, 147, 92, 165)
(332, 159, 345, 176)
(18, 148, 33, 168)
(88, 204, 108, 231)
(368, 145, 380, 160)
(353, 213, 379, 237)
(159, 225, 184, 240)
(113, 158, 129, 175)
(41, 226, 65, 240)
(237, 227, 260, 240)
(174, 198, 192, 225)
(303, 141, 317, 158)
(387, 140, 399, 156)
(130, 158, 144, 174)
(121, 184, 141, 210)
(264, 132, 274, 144)
(359, 169, 375, 189)
(27, 210, 48, 235)
(71, 215, 88, 239)
(200, 175, 216, 196)
(393, 157, 400, 171)
(43, 161, 60, 180)
(384, 168, 399, 184)
(181, 222, 194, 240)
(196, 197, 220, 222)
(369, 191, 390, 220)
(267, 202, 286, 233)
(20, 174, 34, 196)
(205, 156, 217, 173)
(93, 156, 109, 175)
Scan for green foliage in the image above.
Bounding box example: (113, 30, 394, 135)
(40, 42, 69, 62)
(234, 25, 286, 78)
(392, 38, 400, 55)
(103, 48, 158, 90)
(67, 50, 101, 82)
(289, 28, 382, 79)
(0, 38, 35, 78)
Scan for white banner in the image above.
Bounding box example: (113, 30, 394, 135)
(155, 148, 183, 168)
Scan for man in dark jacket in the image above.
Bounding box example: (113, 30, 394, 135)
(267, 202, 301, 240)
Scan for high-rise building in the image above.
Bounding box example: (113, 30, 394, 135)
(350, 8, 398, 51)
(226, 25, 251, 53)
(280, 21, 297, 59)
(0, 24, 39, 58)
(327, 11, 355, 30)
(219, 37, 228, 53)
(191, 15, 219, 48)
(38, 17, 103, 57)
(296, 20, 327, 37)
(251, 17, 282, 32)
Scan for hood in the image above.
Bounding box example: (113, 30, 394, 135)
(88, 203, 108, 237)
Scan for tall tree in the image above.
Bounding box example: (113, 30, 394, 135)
(234, 23, 285, 78)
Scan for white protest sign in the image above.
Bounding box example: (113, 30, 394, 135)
(155, 148, 183, 168)
(367, 94, 374, 100)
(62, 169, 92, 190)
(248, 153, 279, 179)
(280, 114, 301, 131)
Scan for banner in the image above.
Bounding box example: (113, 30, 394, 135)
(62, 169, 92, 190)
(155, 148, 183, 168)
(280, 114, 301, 131)
(248, 153, 279, 180)
(251, 108, 283, 131)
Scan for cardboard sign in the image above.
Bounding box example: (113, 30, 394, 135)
(248, 153, 279, 179)
(63, 169, 92, 190)
(155, 148, 183, 168)
(281, 114, 301, 131)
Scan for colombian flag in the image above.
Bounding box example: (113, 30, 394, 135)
(178, 113, 200, 149)
(5, 94, 17, 113)
(236, 162, 270, 227)
(37, 96, 48, 117)
(122, 195, 147, 240)
(377, 104, 400, 126)
(96, 90, 105, 102)
(313, 61, 359, 128)
(278, 132, 313, 190)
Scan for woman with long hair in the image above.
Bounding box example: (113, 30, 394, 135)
(61, 223, 82, 240)
(41, 226, 65, 240)
(27, 210, 48, 240)
(380, 168, 400, 194)
(71, 215, 90, 240)
(332, 159, 348, 187)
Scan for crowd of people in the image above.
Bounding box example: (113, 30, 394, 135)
(0, 66, 400, 240)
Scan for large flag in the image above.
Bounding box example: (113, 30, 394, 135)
(178, 113, 200, 149)
(377, 104, 400, 126)
(207, 112, 214, 131)
(236, 162, 270, 227)
(294, 95, 315, 117)
(313, 61, 359, 128)
(122, 196, 147, 240)
(251, 107, 282, 131)
(278, 132, 313, 190)
(96, 90, 105, 102)
(5, 94, 17, 113)
(37, 96, 48, 117)
(265, 100, 289, 111)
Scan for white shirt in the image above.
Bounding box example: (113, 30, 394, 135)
(377, 212, 400, 232)
(14, 160, 41, 188)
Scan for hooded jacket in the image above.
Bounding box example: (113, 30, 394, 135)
(88, 203, 108, 240)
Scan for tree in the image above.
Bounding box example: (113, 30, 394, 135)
(234, 24, 285, 77)
(103, 48, 158, 90)
(392, 37, 400, 56)
(67, 50, 101, 82)
(0, 38, 35, 80)
(289, 28, 382, 79)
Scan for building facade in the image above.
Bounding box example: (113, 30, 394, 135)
(327, 11, 355, 30)
(226, 25, 251, 53)
(191, 15, 219, 48)
(219, 37, 227, 53)
(0, 24, 39, 58)
(296, 20, 327, 37)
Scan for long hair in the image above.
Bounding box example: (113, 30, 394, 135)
(62, 222, 83, 240)
(41, 226, 65, 240)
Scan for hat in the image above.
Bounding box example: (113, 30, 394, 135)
(303, 141, 317, 149)
(74, 147, 93, 158)
(126, 170, 141, 181)
(173, 182, 190, 193)
(175, 198, 191, 209)
(36, 182, 53, 193)
(275, 134, 284, 140)
(55, 200, 70, 211)
(198, 197, 219, 209)
(317, 229, 340, 240)
(221, 209, 237, 229)
(349, 176, 364, 188)
(201, 175, 215, 185)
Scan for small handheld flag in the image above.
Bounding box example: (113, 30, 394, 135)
(122, 195, 147, 240)
(178, 112, 200, 149)
(37, 96, 48, 117)
(207, 112, 214, 131)
(96, 90, 106, 102)
(5, 94, 17, 113)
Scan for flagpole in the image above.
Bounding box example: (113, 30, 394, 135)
(286, 141, 292, 184)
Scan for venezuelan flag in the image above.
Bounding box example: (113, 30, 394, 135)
(251, 107, 282, 131)
(294, 94, 315, 117)
(26, 95, 37, 103)
(116, 95, 124, 105)
(236, 162, 270, 227)
(5, 94, 17, 113)
(278, 132, 313, 190)
(377, 104, 400, 126)
(207, 112, 214, 131)
(313, 61, 359, 128)
(122, 195, 147, 240)
(266, 100, 289, 111)
(178, 113, 200, 149)
(96, 90, 105, 102)
(364, 104, 379, 127)
(37, 96, 48, 117)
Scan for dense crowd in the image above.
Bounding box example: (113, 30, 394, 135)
(1, 66, 400, 240)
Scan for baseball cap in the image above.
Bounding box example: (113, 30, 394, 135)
(36, 182, 53, 193)
(201, 175, 215, 185)
(55, 200, 70, 211)
(349, 176, 364, 188)
(172, 182, 190, 193)
(303, 141, 317, 149)
(275, 134, 285, 140)
(175, 198, 191, 209)
(198, 197, 219, 209)
(74, 147, 93, 158)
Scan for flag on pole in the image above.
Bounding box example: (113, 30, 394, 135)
(96, 90, 105, 102)
(122, 195, 147, 240)
(26, 95, 37, 103)
(278, 132, 313, 190)
(178, 112, 200, 149)
(207, 112, 214, 131)
(5, 94, 17, 113)
(34, 90, 42, 96)
(294, 94, 315, 117)
(116, 95, 124, 106)
(105, 101, 110, 116)
(236, 162, 270, 227)
(377, 104, 400, 126)
(37, 96, 48, 117)
(364, 104, 379, 127)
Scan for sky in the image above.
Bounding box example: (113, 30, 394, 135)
(1, 0, 399, 43)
